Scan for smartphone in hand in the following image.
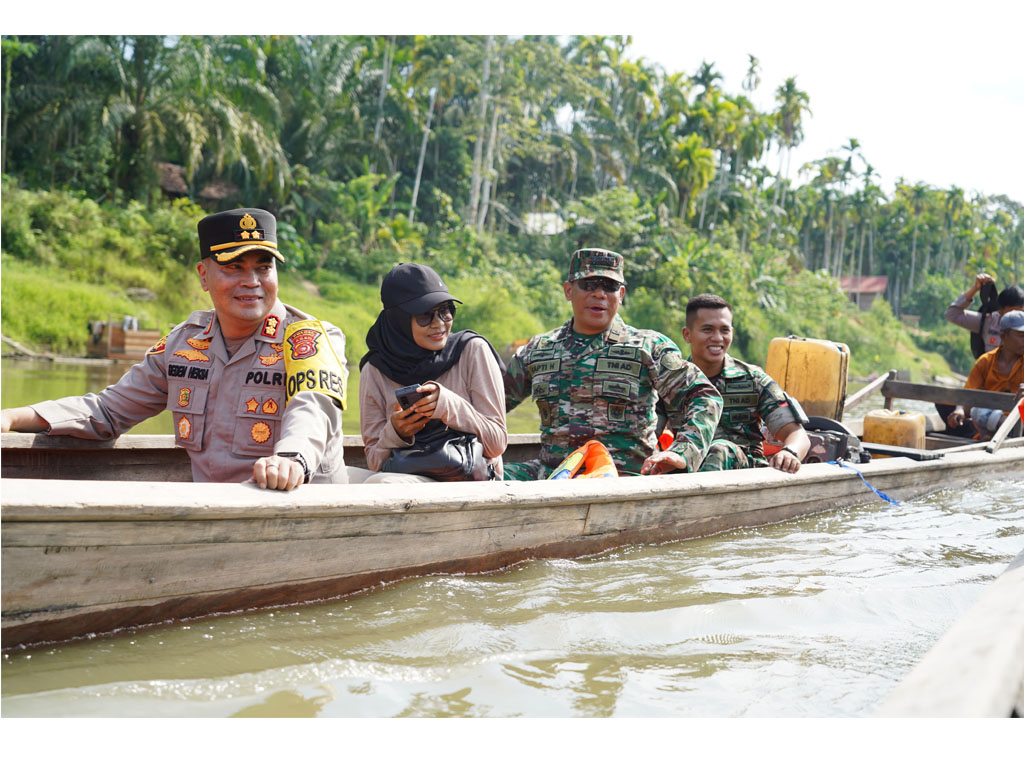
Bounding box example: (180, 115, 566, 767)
(395, 384, 426, 410)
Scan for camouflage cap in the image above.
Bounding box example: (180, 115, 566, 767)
(567, 248, 625, 284)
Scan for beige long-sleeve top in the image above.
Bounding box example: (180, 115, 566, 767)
(359, 337, 507, 478)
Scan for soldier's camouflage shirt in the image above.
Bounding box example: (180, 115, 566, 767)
(504, 316, 722, 474)
(703, 354, 797, 457)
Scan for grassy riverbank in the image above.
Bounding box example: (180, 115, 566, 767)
(1, 182, 956, 380)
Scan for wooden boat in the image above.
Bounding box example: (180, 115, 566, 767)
(86, 316, 164, 361)
(3, 377, 1023, 650)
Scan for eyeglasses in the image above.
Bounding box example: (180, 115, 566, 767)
(576, 277, 622, 294)
(413, 302, 455, 327)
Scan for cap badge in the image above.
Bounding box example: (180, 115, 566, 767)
(239, 213, 257, 230)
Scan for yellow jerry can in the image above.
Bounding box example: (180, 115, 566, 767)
(765, 336, 850, 420)
(862, 409, 926, 452)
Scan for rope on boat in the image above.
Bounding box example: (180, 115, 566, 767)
(827, 459, 901, 505)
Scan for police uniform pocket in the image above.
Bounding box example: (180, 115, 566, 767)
(232, 386, 284, 457)
(167, 384, 209, 449)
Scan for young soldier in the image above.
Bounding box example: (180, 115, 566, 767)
(682, 293, 810, 473)
(503, 248, 722, 479)
(1, 208, 348, 490)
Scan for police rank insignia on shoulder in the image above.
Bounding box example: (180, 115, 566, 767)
(262, 315, 280, 337)
(283, 320, 346, 409)
(146, 335, 168, 356)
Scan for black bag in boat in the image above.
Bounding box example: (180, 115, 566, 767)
(381, 422, 493, 481)
(802, 417, 870, 464)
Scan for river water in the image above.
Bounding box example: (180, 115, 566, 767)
(2, 363, 1022, 717)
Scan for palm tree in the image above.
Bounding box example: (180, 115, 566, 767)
(670, 133, 714, 220)
(765, 76, 811, 244)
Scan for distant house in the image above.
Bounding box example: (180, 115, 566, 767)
(840, 276, 888, 311)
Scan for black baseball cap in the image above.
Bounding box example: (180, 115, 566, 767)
(197, 208, 284, 264)
(381, 263, 462, 315)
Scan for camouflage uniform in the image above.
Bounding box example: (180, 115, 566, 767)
(504, 316, 723, 479)
(697, 354, 798, 472)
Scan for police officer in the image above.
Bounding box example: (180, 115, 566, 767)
(681, 293, 810, 473)
(1, 208, 348, 490)
(503, 248, 722, 479)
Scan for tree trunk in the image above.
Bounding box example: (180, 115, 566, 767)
(477, 112, 501, 232)
(409, 88, 437, 225)
(468, 35, 493, 225)
(370, 36, 394, 175)
(909, 220, 918, 290)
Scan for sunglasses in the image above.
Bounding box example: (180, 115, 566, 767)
(577, 277, 622, 294)
(413, 302, 456, 327)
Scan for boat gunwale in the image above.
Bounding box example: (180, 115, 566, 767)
(3, 444, 1024, 523)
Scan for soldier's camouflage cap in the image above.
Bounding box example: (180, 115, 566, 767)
(567, 248, 625, 285)
(198, 208, 284, 264)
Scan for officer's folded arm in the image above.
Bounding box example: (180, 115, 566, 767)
(1, 406, 50, 433)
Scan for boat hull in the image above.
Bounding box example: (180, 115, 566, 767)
(4, 445, 1023, 649)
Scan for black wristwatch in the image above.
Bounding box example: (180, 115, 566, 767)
(276, 452, 311, 483)
(779, 446, 800, 459)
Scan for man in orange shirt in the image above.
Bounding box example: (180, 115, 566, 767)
(947, 310, 1024, 438)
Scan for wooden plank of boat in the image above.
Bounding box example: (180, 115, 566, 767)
(4, 444, 1024, 649)
(878, 549, 1024, 717)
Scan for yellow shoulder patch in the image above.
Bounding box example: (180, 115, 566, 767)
(283, 320, 346, 409)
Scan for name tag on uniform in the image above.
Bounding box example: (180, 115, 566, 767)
(723, 393, 758, 408)
(596, 358, 642, 378)
(529, 359, 561, 376)
(723, 380, 755, 394)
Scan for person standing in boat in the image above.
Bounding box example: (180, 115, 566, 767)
(356, 263, 508, 482)
(1, 208, 347, 490)
(946, 310, 1024, 439)
(944, 273, 1024, 356)
(680, 293, 810, 473)
(503, 248, 722, 479)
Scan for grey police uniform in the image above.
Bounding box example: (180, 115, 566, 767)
(34, 299, 348, 483)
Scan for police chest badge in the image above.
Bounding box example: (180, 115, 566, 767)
(283, 320, 346, 409)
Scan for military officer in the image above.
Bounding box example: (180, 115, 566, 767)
(681, 293, 810, 473)
(503, 248, 723, 480)
(1, 208, 348, 490)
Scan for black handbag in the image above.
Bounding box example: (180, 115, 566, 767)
(381, 424, 493, 481)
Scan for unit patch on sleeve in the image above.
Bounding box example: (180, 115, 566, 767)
(261, 398, 279, 415)
(146, 335, 168, 356)
(283, 320, 346, 409)
(177, 415, 192, 440)
(177, 388, 192, 408)
(245, 397, 260, 413)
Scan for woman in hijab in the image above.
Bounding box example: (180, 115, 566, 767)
(356, 263, 507, 482)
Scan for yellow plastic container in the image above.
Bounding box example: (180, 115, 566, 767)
(862, 409, 926, 451)
(765, 336, 850, 420)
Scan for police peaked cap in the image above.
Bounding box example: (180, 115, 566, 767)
(198, 208, 284, 264)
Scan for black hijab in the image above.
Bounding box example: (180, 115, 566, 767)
(359, 305, 504, 385)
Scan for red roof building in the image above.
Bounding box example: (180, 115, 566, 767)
(840, 276, 888, 311)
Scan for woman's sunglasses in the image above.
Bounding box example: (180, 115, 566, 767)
(576, 277, 622, 294)
(414, 302, 456, 327)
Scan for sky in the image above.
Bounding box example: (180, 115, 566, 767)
(7, 0, 1024, 204)
(625, 0, 1024, 203)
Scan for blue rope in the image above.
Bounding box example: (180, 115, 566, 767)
(827, 459, 901, 505)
